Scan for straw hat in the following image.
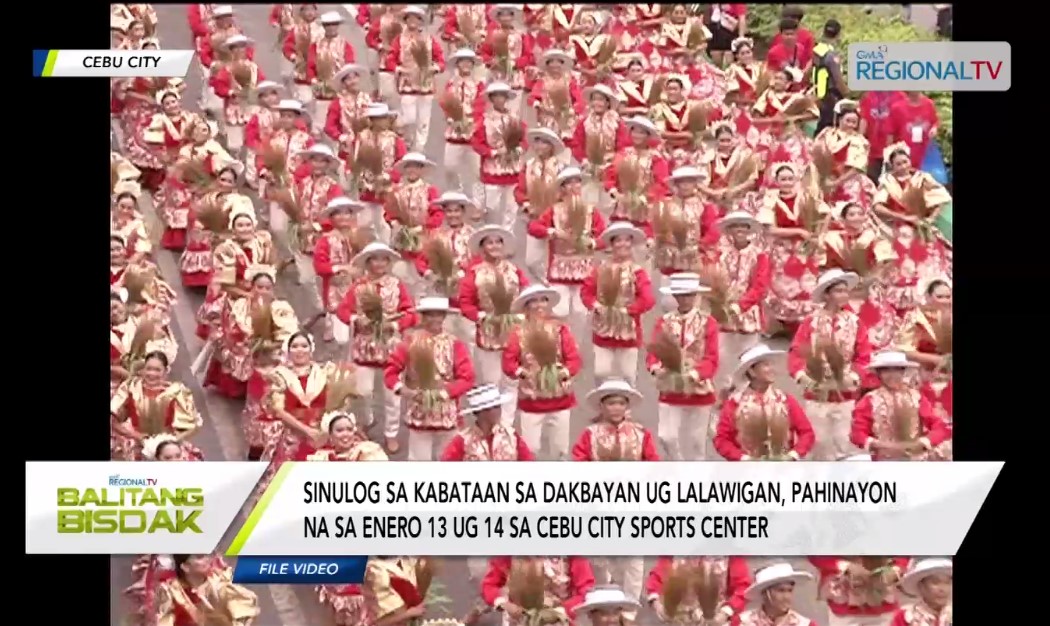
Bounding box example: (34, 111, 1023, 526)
(744, 563, 813, 600)
(450, 48, 478, 64)
(811, 269, 859, 303)
(583, 83, 618, 103)
(669, 166, 704, 182)
(320, 410, 357, 434)
(625, 115, 659, 136)
(275, 99, 305, 114)
(468, 225, 515, 252)
(321, 196, 366, 217)
(222, 34, 253, 48)
(402, 5, 427, 20)
(320, 10, 345, 24)
(416, 296, 457, 314)
(586, 380, 643, 411)
(511, 284, 560, 313)
(659, 272, 710, 297)
(717, 210, 760, 232)
(331, 63, 366, 89)
(395, 152, 435, 171)
(899, 559, 953, 596)
(542, 49, 575, 66)
(460, 384, 514, 415)
(488, 4, 523, 20)
(600, 221, 645, 244)
(556, 166, 583, 185)
(868, 351, 919, 370)
(576, 586, 640, 614)
(485, 82, 516, 99)
(366, 102, 398, 118)
(351, 242, 401, 268)
(732, 344, 786, 382)
(527, 127, 565, 154)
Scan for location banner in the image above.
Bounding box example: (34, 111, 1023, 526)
(32, 49, 195, 78)
(25, 461, 1002, 557)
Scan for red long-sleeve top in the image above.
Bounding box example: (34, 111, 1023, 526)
(526, 205, 608, 285)
(441, 5, 494, 41)
(477, 30, 536, 74)
(186, 5, 211, 39)
(334, 278, 419, 367)
(569, 117, 631, 164)
(355, 4, 372, 29)
(579, 264, 655, 348)
(713, 390, 815, 461)
(482, 557, 595, 622)
(440, 430, 536, 461)
(384, 35, 447, 93)
(571, 425, 661, 460)
(307, 39, 357, 84)
(210, 64, 268, 100)
(645, 557, 751, 618)
(457, 262, 530, 339)
(787, 312, 876, 401)
(849, 391, 949, 458)
(383, 335, 475, 402)
(808, 558, 910, 618)
(602, 150, 670, 205)
(502, 323, 582, 413)
(645, 313, 720, 406)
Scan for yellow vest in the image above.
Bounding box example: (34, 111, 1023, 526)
(812, 42, 833, 99)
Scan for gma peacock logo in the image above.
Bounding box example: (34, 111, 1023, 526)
(56, 475, 205, 534)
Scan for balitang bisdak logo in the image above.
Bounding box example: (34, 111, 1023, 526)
(56, 474, 205, 534)
(848, 41, 1011, 92)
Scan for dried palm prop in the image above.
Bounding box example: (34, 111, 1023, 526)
(258, 141, 290, 188)
(177, 158, 213, 190)
(352, 139, 387, 194)
(809, 143, 836, 195)
(424, 236, 457, 296)
(408, 340, 446, 411)
(358, 285, 401, 344)
(698, 264, 731, 324)
(123, 265, 155, 306)
(648, 331, 691, 394)
(111, 161, 120, 194)
(846, 244, 872, 279)
(271, 188, 306, 252)
(409, 39, 432, 74)
(459, 10, 479, 46)
(584, 134, 608, 178)
(933, 310, 953, 373)
(414, 558, 436, 604)
(615, 157, 647, 222)
(526, 176, 558, 219)
(661, 564, 697, 622)
(380, 19, 402, 47)
(802, 339, 846, 401)
(140, 396, 168, 437)
(754, 71, 772, 100)
(489, 30, 513, 76)
(783, 95, 817, 132)
(562, 196, 592, 253)
(195, 194, 230, 237)
(647, 74, 667, 106)
(500, 121, 524, 161)
(651, 203, 694, 269)
(388, 193, 423, 253)
(595, 429, 624, 461)
(685, 20, 707, 52)
(797, 193, 827, 255)
(687, 103, 711, 148)
(595, 264, 634, 341)
(548, 81, 572, 127)
(210, 32, 232, 68)
(481, 273, 519, 343)
(523, 322, 563, 395)
(768, 410, 791, 460)
(858, 557, 900, 601)
(507, 560, 567, 626)
(438, 90, 469, 136)
(693, 564, 721, 620)
(726, 154, 759, 195)
(122, 318, 158, 375)
(325, 363, 361, 412)
(293, 28, 311, 76)
(249, 301, 278, 354)
(900, 184, 938, 242)
(594, 35, 619, 81)
(231, 61, 254, 92)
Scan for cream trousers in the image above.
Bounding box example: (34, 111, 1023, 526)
(592, 557, 645, 620)
(658, 403, 715, 460)
(312, 98, 332, 135)
(520, 408, 571, 460)
(807, 400, 858, 461)
(355, 365, 402, 439)
(224, 124, 245, 155)
(550, 283, 586, 320)
(474, 348, 518, 428)
(828, 613, 895, 626)
(593, 346, 639, 386)
(407, 428, 456, 461)
(443, 143, 480, 190)
(360, 202, 392, 244)
(524, 234, 548, 283)
(294, 84, 314, 107)
(483, 184, 520, 232)
(715, 332, 761, 393)
(399, 93, 434, 152)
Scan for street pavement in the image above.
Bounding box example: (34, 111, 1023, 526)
(109, 5, 847, 625)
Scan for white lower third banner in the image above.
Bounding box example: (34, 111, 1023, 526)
(25, 462, 1001, 556)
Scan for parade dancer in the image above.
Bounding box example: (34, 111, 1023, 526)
(153, 554, 260, 626)
(529, 49, 583, 161)
(571, 83, 630, 208)
(335, 242, 419, 453)
(256, 98, 314, 236)
(386, 5, 446, 151)
(580, 222, 655, 385)
(646, 555, 751, 626)
(416, 191, 479, 342)
(891, 559, 952, 626)
(577, 587, 642, 626)
(313, 197, 369, 343)
(441, 48, 484, 189)
(307, 11, 357, 136)
(652, 167, 720, 300)
(479, 5, 535, 114)
(243, 80, 286, 190)
(605, 116, 669, 244)
(324, 63, 373, 165)
(282, 3, 323, 104)
(386, 296, 476, 460)
(385, 152, 443, 296)
(355, 103, 407, 242)
(735, 563, 819, 626)
(808, 557, 911, 626)
(515, 128, 565, 281)
(360, 4, 401, 103)
(473, 82, 528, 233)
(647, 272, 720, 460)
(111, 352, 204, 461)
(502, 285, 583, 460)
(482, 557, 596, 625)
(209, 34, 264, 154)
(714, 344, 815, 461)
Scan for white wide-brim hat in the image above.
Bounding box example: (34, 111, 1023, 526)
(556, 166, 583, 186)
(450, 48, 478, 64)
(732, 344, 786, 382)
(542, 48, 575, 66)
(212, 5, 234, 17)
(255, 80, 283, 96)
(669, 166, 704, 182)
(511, 284, 560, 313)
(331, 63, 366, 89)
(485, 82, 517, 99)
(586, 380, 643, 412)
(402, 5, 427, 20)
(745, 563, 814, 600)
(469, 225, 515, 252)
(275, 99, 305, 114)
(718, 210, 760, 232)
(320, 10, 345, 24)
(625, 115, 659, 136)
(396, 152, 435, 171)
(900, 559, 953, 596)
(366, 102, 398, 118)
(322, 196, 366, 217)
(577, 586, 640, 614)
(583, 83, 618, 103)
(417, 296, 457, 314)
(868, 351, 919, 371)
(435, 191, 475, 209)
(297, 144, 341, 164)
(811, 269, 860, 303)
(600, 221, 645, 245)
(351, 242, 401, 267)
(659, 272, 710, 296)
(527, 127, 565, 154)
(223, 34, 254, 48)
(488, 4, 523, 20)
(461, 384, 515, 415)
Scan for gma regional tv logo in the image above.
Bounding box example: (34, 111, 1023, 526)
(56, 475, 204, 534)
(848, 41, 1011, 92)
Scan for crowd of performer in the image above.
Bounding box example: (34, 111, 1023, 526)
(109, 4, 954, 625)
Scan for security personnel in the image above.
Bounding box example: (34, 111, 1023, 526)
(812, 19, 849, 133)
